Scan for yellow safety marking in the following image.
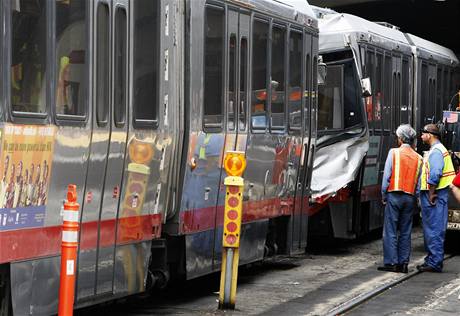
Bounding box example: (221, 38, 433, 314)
(224, 176, 244, 186)
(127, 162, 150, 175)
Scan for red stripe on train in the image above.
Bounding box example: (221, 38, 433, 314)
(0, 213, 162, 264)
(180, 197, 294, 234)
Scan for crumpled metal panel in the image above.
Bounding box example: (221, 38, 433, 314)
(310, 131, 369, 198)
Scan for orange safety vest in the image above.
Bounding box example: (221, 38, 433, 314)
(388, 146, 422, 195)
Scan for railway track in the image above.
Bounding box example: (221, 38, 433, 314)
(326, 254, 458, 316)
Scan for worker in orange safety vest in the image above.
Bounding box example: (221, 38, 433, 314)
(378, 124, 422, 274)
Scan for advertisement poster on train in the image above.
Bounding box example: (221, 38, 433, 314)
(0, 124, 56, 231)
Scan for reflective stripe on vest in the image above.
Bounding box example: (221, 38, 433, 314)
(388, 146, 422, 195)
(420, 143, 455, 190)
(199, 134, 212, 160)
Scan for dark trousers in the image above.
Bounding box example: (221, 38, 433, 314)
(420, 188, 448, 271)
(383, 192, 415, 265)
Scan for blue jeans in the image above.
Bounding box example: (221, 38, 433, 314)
(383, 192, 415, 265)
(420, 188, 448, 271)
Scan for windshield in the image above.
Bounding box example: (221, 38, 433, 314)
(318, 58, 363, 132)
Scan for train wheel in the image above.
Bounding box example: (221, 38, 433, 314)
(0, 265, 12, 316)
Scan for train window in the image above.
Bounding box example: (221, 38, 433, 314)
(391, 72, 398, 129)
(312, 55, 318, 128)
(270, 25, 286, 130)
(96, 3, 109, 126)
(114, 8, 127, 126)
(318, 57, 363, 131)
(443, 68, 449, 109)
(288, 30, 303, 130)
(382, 55, 392, 130)
(429, 77, 436, 120)
(304, 53, 310, 132)
(133, 0, 160, 127)
(203, 6, 224, 130)
(343, 61, 363, 128)
(55, 0, 87, 118)
(420, 63, 431, 124)
(239, 38, 248, 131)
(365, 51, 374, 128)
(228, 34, 237, 131)
(251, 19, 269, 130)
(401, 59, 409, 124)
(11, 0, 47, 114)
(318, 65, 343, 130)
(395, 72, 401, 126)
(374, 53, 383, 130)
(436, 67, 443, 119)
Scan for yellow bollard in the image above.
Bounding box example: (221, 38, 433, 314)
(218, 151, 246, 310)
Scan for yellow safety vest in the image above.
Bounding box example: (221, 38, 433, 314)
(420, 143, 455, 190)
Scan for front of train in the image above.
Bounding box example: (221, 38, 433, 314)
(308, 7, 370, 239)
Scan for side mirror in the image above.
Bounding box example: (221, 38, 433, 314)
(361, 77, 372, 97)
(317, 62, 327, 86)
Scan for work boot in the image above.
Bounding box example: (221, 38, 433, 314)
(377, 264, 399, 273)
(416, 264, 441, 273)
(398, 263, 408, 274)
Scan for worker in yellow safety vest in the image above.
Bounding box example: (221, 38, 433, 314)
(417, 124, 455, 272)
(378, 124, 422, 274)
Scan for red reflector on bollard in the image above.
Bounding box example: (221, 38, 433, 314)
(225, 234, 237, 245)
(227, 222, 237, 233)
(227, 210, 238, 220)
(229, 186, 239, 194)
(228, 197, 239, 208)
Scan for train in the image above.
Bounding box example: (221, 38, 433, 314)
(308, 6, 460, 240)
(0, 0, 458, 315)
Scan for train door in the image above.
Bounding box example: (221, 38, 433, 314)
(268, 22, 290, 217)
(290, 31, 312, 253)
(243, 16, 275, 260)
(77, 0, 129, 299)
(182, 2, 227, 278)
(213, 7, 250, 268)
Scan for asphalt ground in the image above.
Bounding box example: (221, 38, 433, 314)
(77, 226, 460, 315)
(346, 255, 460, 316)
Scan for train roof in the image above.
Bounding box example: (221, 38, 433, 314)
(245, 0, 318, 29)
(405, 33, 459, 66)
(315, 11, 412, 54)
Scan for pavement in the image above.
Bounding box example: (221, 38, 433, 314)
(77, 226, 460, 315)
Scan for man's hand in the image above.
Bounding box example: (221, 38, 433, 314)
(382, 198, 387, 205)
(429, 185, 437, 206)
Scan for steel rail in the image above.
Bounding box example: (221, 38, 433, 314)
(325, 254, 456, 316)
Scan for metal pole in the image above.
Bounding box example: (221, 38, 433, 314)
(224, 248, 234, 305)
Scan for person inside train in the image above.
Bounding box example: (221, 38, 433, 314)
(418, 124, 455, 272)
(378, 124, 422, 273)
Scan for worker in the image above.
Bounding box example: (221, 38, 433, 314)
(418, 124, 455, 272)
(378, 124, 422, 273)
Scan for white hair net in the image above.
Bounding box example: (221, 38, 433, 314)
(396, 124, 416, 144)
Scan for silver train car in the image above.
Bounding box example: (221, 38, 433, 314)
(309, 7, 459, 239)
(0, 0, 322, 314)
